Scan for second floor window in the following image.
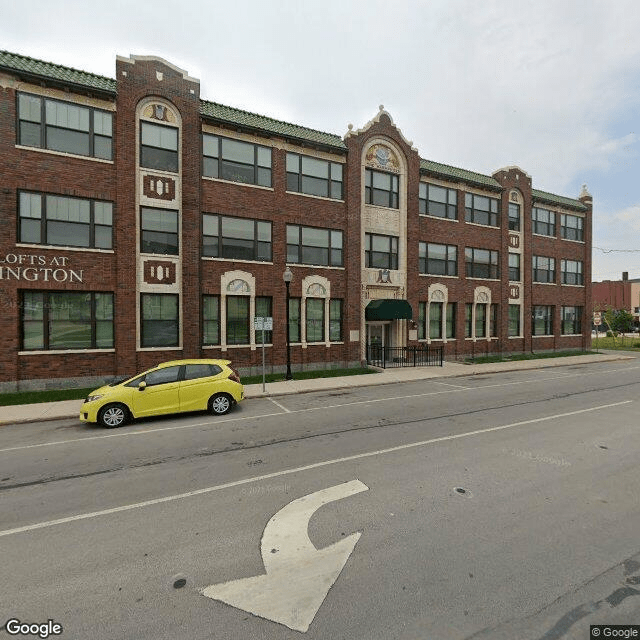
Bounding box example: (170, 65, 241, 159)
(560, 214, 584, 241)
(18, 93, 113, 159)
(465, 247, 499, 279)
(532, 207, 556, 236)
(203, 214, 272, 262)
(365, 233, 398, 270)
(561, 259, 584, 285)
(508, 253, 521, 281)
(419, 242, 457, 276)
(140, 121, 178, 172)
(465, 193, 499, 227)
(19, 192, 113, 249)
(141, 207, 178, 255)
(287, 225, 343, 267)
(365, 169, 399, 208)
(203, 134, 272, 187)
(286, 153, 343, 199)
(532, 256, 555, 283)
(419, 183, 457, 219)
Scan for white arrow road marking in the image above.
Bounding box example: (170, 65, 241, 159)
(201, 479, 369, 632)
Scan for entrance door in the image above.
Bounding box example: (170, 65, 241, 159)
(367, 322, 391, 363)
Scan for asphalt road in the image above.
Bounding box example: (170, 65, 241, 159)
(1, 358, 639, 640)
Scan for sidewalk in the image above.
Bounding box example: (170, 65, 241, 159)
(0, 351, 634, 426)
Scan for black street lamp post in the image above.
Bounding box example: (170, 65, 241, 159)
(283, 267, 293, 380)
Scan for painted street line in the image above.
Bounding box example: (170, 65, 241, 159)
(1, 365, 638, 454)
(268, 397, 291, 413)
(202, 480, 368, 632)
(0, 400, 630, 538)
(431, 381, 470, 389)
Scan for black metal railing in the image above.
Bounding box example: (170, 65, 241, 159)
(366, 344, 444, 368)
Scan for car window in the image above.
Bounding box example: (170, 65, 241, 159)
(145, 366, 181, 387)
(125, 374, 145, 388)
(184, 364, 216, 381)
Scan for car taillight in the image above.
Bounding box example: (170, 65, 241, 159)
(229, 367, 241, 383)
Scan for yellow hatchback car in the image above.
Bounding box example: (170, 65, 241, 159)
(80, 359, 244, 428)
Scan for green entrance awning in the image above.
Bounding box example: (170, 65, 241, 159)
(365, 299, 413, 321)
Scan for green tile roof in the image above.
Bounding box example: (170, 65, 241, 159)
(200, 100, 346, 150)
(419, 158, 502, 189)
(532, 188, 587, 211)
(0, 50, 117, 94)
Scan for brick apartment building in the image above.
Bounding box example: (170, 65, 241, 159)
(0, 50, 593, 391)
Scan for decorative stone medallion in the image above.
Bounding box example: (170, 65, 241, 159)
(143, 176, 176, 200)
(365, 144, 400, 173)
(144, 260, 176, 285)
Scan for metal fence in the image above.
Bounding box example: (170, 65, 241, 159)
(366, 344, 444, 368)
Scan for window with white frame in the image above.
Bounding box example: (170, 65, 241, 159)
(561, 259, 584, 285)
(532, 255, 555, 283)
(532, 207, 556, 236)
(560, 214, 584, 241)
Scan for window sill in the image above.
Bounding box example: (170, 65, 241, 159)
(286, 263, 345, 270)
(203, 176, 274, 191)
(137, 346, 182, 351)
(419, 214, 458, 223)
(560, 283, 585, 288)
(464, 221, 500, 230)
(19, 348, 116, 355)
(508, 335, 524, 339)
(15, 244, 115, 254)
(15, 145, 114, 164)
(532, 232, 557, 239)
(464, 337, 499, 341)
(202, 257, 273, 266)
(285, 191, 344, 203)
(532, 335, 554, 338)
(561, 334, 583, 337)
(419, 273, 458, 279)
(533, 281, 557, 286)
(363, 203, 400, 212)
(560, 238, 585, 244)
(140, 252, 179, 258)
(467, 277, 500, 282)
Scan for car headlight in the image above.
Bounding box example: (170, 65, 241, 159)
(85, 394, 104, 403)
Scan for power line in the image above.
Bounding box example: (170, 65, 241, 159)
(593, 246, 640, 254)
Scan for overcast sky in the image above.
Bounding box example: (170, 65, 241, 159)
(2, 0, 639, 281)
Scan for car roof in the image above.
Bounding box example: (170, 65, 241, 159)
(154, 359, 232, 369)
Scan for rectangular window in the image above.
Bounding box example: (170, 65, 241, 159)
(255, 296, 273, 343)
(508, 253, 521, 281)
(508, 304, 521, 337)
(419, 183, 457, 219)
(429, 302, 443, 339)
(418, 302, 426, 340)
(561, 259, 584, 285)
(365, 168, 399, 209)
(21, 291, 114, 350)
(286, 153, 343, 199)
(560, 214, 584, 241)
(306, 298, 325, 342)
(203, 214, 272, 262)
(465, 247, 499, 279)
(508, 203, 520, 231)
(490, 303, 499, 337)
(532, 255, 556, 283)
(532, 305, 554, 336)
(446, 303, 456, 339)
(141, 207, 179, 255)
(226, 296, 250, 345)
(19, 191, 113, 249)
(419, 242, 457, 276)
(140, 121, 178, 172)
(465, 303, 473, 338)
(465, 193, 499, 226)
(365, 233, 399, 270)
(203, 134, 272, 187)
(141, 293, 179, 347)
(287, 225, 343, 267)
(532, 207, 556, 236)
(18, 93, 113, 159)
(475, 304, 487, 338)
(202, 295, 220, 345)
(289, 298, 301, 343)
(329, 299, 343, 342)
(561, 306, 583, 334)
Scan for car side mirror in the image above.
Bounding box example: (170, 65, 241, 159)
(138, 381, 147, 391)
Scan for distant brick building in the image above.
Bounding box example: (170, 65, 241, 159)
(0, 50, 593, 391)
(592, 273, 640, 328)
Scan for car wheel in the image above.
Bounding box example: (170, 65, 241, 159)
(98, 403, 129, 428)
(209, 393, 232, 415)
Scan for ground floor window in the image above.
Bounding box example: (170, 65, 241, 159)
(226, 296, 250, 345)
(289, 298, 301, 342)
(306, 298, 325, 342)
(490, 303, 499, 337)
(532, 305, 554, 336)
(202, 295, 220, 345)
(561, 306, 582, 334)
(508, 304, 521, 336)
(141, 293, 179, 347)
(21, 290, 114, 350)
(329, 299, 343, 342)
(429, 302, 443, 339)
(446, 303, 456, 339)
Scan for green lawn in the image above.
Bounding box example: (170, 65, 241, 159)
(591, 335, 640, 351)
(465, 350, 596, 364)
(0, 367, 378, 407)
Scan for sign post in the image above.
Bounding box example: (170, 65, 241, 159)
(593, 312, 602, 353)
(254, 317, 273, 392)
